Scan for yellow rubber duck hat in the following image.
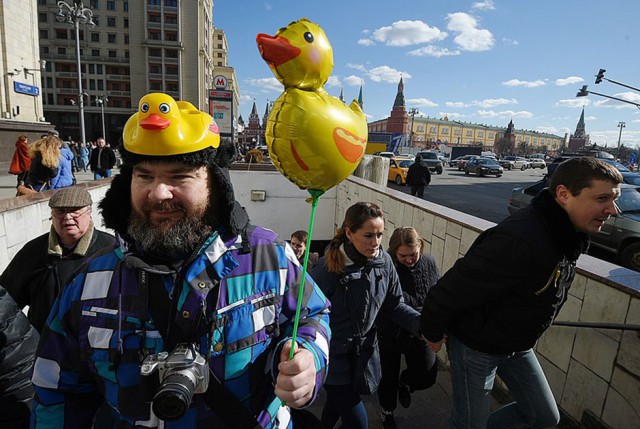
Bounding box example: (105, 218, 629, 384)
(123, 93, 220, 156)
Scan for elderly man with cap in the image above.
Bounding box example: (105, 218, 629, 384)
(30, 93, 331, 429)
(0, 187, 115, 333)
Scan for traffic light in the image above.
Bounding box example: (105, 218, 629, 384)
(595, 69, 606, 84)
(576, 85, 589, 97)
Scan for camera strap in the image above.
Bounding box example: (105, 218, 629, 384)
(143, 270, 261, 428)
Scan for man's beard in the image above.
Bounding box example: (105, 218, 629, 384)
(127, 201, 214, 260)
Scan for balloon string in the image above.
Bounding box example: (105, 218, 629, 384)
(289, 188, 324, 361)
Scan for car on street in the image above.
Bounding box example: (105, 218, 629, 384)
(464, 157, 504, 177)
(375, 151, 395, 158)
(398, 153, 415, 160)
(387, 156, 414, 185)
(417, 150, 444, 174)
(508, 181, 640, 271)
(500, 156, 530, 170)
(527, 158, 547, 169)
(455, 154, 480, 171)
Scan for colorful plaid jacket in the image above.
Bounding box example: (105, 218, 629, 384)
(31, 225, 331, 428)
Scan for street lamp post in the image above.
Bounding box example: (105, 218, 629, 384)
(95, 94, 109, 140)
(408, 108, 419, 147)
(55, 1, 95, 145)
(617, 121, 626, 160)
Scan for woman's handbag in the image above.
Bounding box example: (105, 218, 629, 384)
(16, 181, 48, 197)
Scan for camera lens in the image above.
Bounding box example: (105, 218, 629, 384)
(152, 373, 196, 421)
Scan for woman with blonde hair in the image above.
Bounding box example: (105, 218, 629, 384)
(24, 134, 61, 191)
(377, 226, 440, 427)
(310, 202, 421, 429)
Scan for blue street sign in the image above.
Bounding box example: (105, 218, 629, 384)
(13, 81, 40, 96)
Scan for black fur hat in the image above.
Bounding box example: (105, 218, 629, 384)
(99, 139, 248, 240)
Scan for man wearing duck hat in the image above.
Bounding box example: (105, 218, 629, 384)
(31, 93, 331, 428)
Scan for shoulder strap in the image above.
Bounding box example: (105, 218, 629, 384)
(141, 269, 261, 428)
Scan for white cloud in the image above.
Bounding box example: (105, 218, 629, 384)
(447, 13, 494, 51)
(476, 109, 533, 119)
(555, 76, 584, 86)
(344, 75, 363, 86)
(239, 95, 253, 104)
(502, 79, 546, 88)
(476, 98, 517, 108)
(367, 66, 411, 83)
(372, 20, 447, 47)
(585, 116, 597, 121)
(347, 63, 367, 72)
(438, 112, 465, 119)
(471, 0, 496, 11)
(593, 91, 640, 108)
(326, 76, 341, 87)
(246, 77, 283, 92)
(556, 98, 589, 107)
(264, 3, 272, 11)
(534, 126, 558, 134)
(446, 101, 471, 108)
(407, 98, 438, 107)
(407, 46, 460, 57)
(502, 37, 519, 45)
(633, 119, 640, 123)
(445, 98, 516, 108)
(358, 39, 375, 46)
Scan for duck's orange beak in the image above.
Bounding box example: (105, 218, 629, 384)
(140, 114, 170, 130)
(256, 34, 301, 67)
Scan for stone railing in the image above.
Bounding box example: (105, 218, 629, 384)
(336, 175, 640, 429)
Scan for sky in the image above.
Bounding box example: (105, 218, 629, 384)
(214, 0, 640, 148)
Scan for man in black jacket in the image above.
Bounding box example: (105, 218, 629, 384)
(1, 187, 114, 332)
(421, 157, 622, 429)
(0, 286, 38, 429)
(405, 154, 431, 198)
(89, 137, 117, 179)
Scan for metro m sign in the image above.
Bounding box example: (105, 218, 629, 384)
(213, 75, 228, 89)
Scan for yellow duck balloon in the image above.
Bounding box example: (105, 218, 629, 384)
(123, 93, 220, 156)
(257, 18, 368, 191)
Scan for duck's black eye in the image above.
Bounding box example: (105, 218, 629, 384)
(159, 103, 171, 114)
(304, 32, 314, 43)
(140, 102, 149, 113)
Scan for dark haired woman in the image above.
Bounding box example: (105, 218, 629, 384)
(377, 226, 440, 427)
(310, 202, 421, 429)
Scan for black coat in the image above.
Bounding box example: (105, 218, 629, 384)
(25, 152, 57, 189)
(0, 286, 39, 428)
(421, 189, 589, 354)
(310, 248, 420, 391)
(0, 228, 115, 333)
(405, 160, 431, 186)
(89, 146, 116, 172)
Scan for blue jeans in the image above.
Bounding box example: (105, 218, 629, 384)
(448, 335, 560, 429)
(321, 384, 368, 429)
(94, 169, 112, 180)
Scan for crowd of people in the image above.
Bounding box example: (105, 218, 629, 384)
(0, 93, 624, 429)
(9, 133, 118, 194)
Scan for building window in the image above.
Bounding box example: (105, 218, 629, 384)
(124, 18, 128, 28)
(39, 29, 48, 39)
(149, 14, 161, 23)
(89, 64, 95, 73)
(96, 64, 103, 74)
(442, 128, 449, 134)
(92, 49, 100, 56)
(39, 0, 47, 5)
(149, 31, 161, 40)
(417, 125, 424, 132)
(166, 65, 178, 75)
(107, 0, 115, 10)
(89, 80, 96, 90)
(454, 129, 461, 135)
(124, 50, 130, 59)
(90, 0, 99, 7)
(489, 132, 494, 139)
(165, 15, 177, 25)
(98, 80, 104, 90)
(112, 82, 121, 91)
(46, 77, 53, 88)
(92, 16, 100, 26)
(149, 48, 162, 57)
(112, 99, 122, 107)
(165, 32, 177, 41)
(107, 17, 116, 27)
(466, 130, 473, 136)
(149, 64, 162, 74)
(38, 12, 48, 22)
(148, 0, 160, 5)
(217, 53, 222, 58)
(56, 29, 67, 39)
(166, 82, 179, 92)
(165, 0, 177, 6)
(165, 49, 178, 58)
(124, 34, 129, 44)
(47, 93, 54, 104)
(109, 50, 117, 58)
(123, 2, 128, 11)
(41, 46, 49, 54)
(217, 43, 222, 49)
(429, 127, 436, 133)
(57, 47, 66, 55)
(108, 34, 116, 43)
(91, 32, 100, 42)
(150, 81, 162, 90)
(478, 131, 484, 137)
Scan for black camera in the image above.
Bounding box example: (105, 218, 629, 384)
(140, 343, 209, 421)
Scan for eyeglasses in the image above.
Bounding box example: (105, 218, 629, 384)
(51, 206, 91, 219)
